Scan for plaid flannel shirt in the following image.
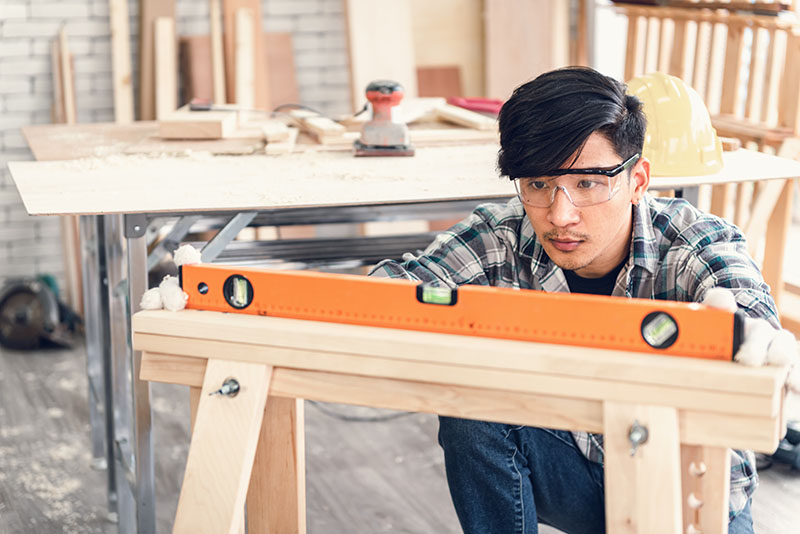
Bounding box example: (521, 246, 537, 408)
(369, 194, 780, 521)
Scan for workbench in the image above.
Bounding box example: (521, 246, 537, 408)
(132, 308, 787, 534)
(7, 121, 800, 533)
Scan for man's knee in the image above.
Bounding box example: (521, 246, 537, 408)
(438, 416, 517, 452)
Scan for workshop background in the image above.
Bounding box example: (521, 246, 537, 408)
(2, 1, 800, 533)
(0, 0, 352, 288)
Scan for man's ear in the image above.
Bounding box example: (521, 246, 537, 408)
(630, 157, 650, 205)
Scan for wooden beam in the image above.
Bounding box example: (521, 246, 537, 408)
(132, 331, 781, 419)
(234, 8, 255, 110)
(209, 0, 227, 105)
(247, 396, 306, 534)
(223, 0, 268, 109)
(139, 0, 175, 120)
(154, 16, 177, 120)
(604, 402, 683, 534)
(109, 0, 134, 123)
(59, 27, 76, 124)
(159, 107, 238, 139)
(345, 0, 418, 112)
(173, 359, 272, 533)
(435, 103, 496, 130)
(681, 445, 730, 534)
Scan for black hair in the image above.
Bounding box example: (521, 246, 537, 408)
(497, 66, 646, 180)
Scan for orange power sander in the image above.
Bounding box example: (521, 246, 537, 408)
(354, 80, 415, 157)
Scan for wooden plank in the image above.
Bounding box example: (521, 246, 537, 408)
(140, 351, 782, 452)
(345, 0, 418, 112)
(435, 104, 496, 130)
(59, 27, 76, 124)
(131, 310, 783, 396)
(154, 17, 177, 120)
(180, 35, 213, 102)
(416, 66, 462, 98)
(410, 0, 483, 97)
(109, 0, 134, 123)
(484, 0, 569, 100)
(669, 17, 689, 79)
(760, 27, 779, 125)
(709, 183, 736, 219)
(12, 147, 800, 216)
(260, 121, 289, 142)
(604, 402, 682, 534)
(720, 23, 746, 115)
(173, 359, 272, 534)
(264, 32, 299, 109)
(223, 0, 268, 109)
(49, 39, 66, 131)
(234, 8, 255, 110)
(189, 386, 201, 432)
(778, 33, 800, 132)
(247, 396, 306, 534)
(625, 13, 642, 80)
(762, 178, 795, 308)
(264, 126, 299, 155)
(139, 0, 175, 120)
(159, 108, 238, 139)
(210, 0, 226, 105)
(742, 178, 786, 255)
(681, 445, 730, 534)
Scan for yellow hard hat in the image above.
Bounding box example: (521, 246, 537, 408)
(626, 72, 723, 176)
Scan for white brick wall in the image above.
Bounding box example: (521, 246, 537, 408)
(0, 0, 351, 289)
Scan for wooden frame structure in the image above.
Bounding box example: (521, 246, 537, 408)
(133, 308, 787, 534)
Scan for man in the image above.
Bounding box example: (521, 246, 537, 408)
(369, 67, 796, 533)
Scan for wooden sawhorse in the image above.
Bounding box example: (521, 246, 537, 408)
(132, 309, 787, 534)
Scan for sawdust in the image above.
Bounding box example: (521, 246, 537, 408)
(48, 443, 81, 462)
(57, 377, 78, 391)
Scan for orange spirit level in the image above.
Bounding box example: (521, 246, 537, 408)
(180, 264, 744, 361)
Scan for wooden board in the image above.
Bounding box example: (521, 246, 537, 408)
(8, 144, 511, 215)
(109, 0, 134, 123)
(416, 66, 463, 98)
(21, 123, 156, 161)
(410, 0, 483, 97)
(222, 0, 268, 109)
(264, 32, 299, 109)
(11, 146, 800, 217)
(345, 0, 418, 112)
(132, 311, 784, 404)
(154, 17, 177, 120)
(210, 0, 226, 104)
(180, 33, 298, 110)
(159, 108, 238, 139)
(180, 35, 214, 102)
(139, 0, 175, 120)
(234, 7, 255, 109)
(484, 0, 570, 100)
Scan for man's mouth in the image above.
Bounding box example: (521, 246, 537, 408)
(549, 238, 583, 252)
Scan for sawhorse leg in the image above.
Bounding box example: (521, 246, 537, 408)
(186, 368, 306, 534)
(604, 402, 682, 534)
(604, 402, 731, 534)
(175, 359, 272, 533)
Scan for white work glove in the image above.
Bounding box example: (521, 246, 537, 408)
(703, 288, 800, 394)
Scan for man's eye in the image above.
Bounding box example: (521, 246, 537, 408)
(529, 180, 548, 191)
(576, 179, 600, 189)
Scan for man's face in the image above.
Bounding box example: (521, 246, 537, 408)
(521, 132, 650, 278)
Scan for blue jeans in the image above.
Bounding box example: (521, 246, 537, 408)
(438, 417, 754, 534)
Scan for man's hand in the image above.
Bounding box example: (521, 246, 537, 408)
(703, 288, 800, 393)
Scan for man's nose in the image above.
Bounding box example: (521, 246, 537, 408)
(548, 187, 580, 226)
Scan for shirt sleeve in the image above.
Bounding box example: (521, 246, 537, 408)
(676, 223, 780, 328)
(368, 206, 512, 288)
